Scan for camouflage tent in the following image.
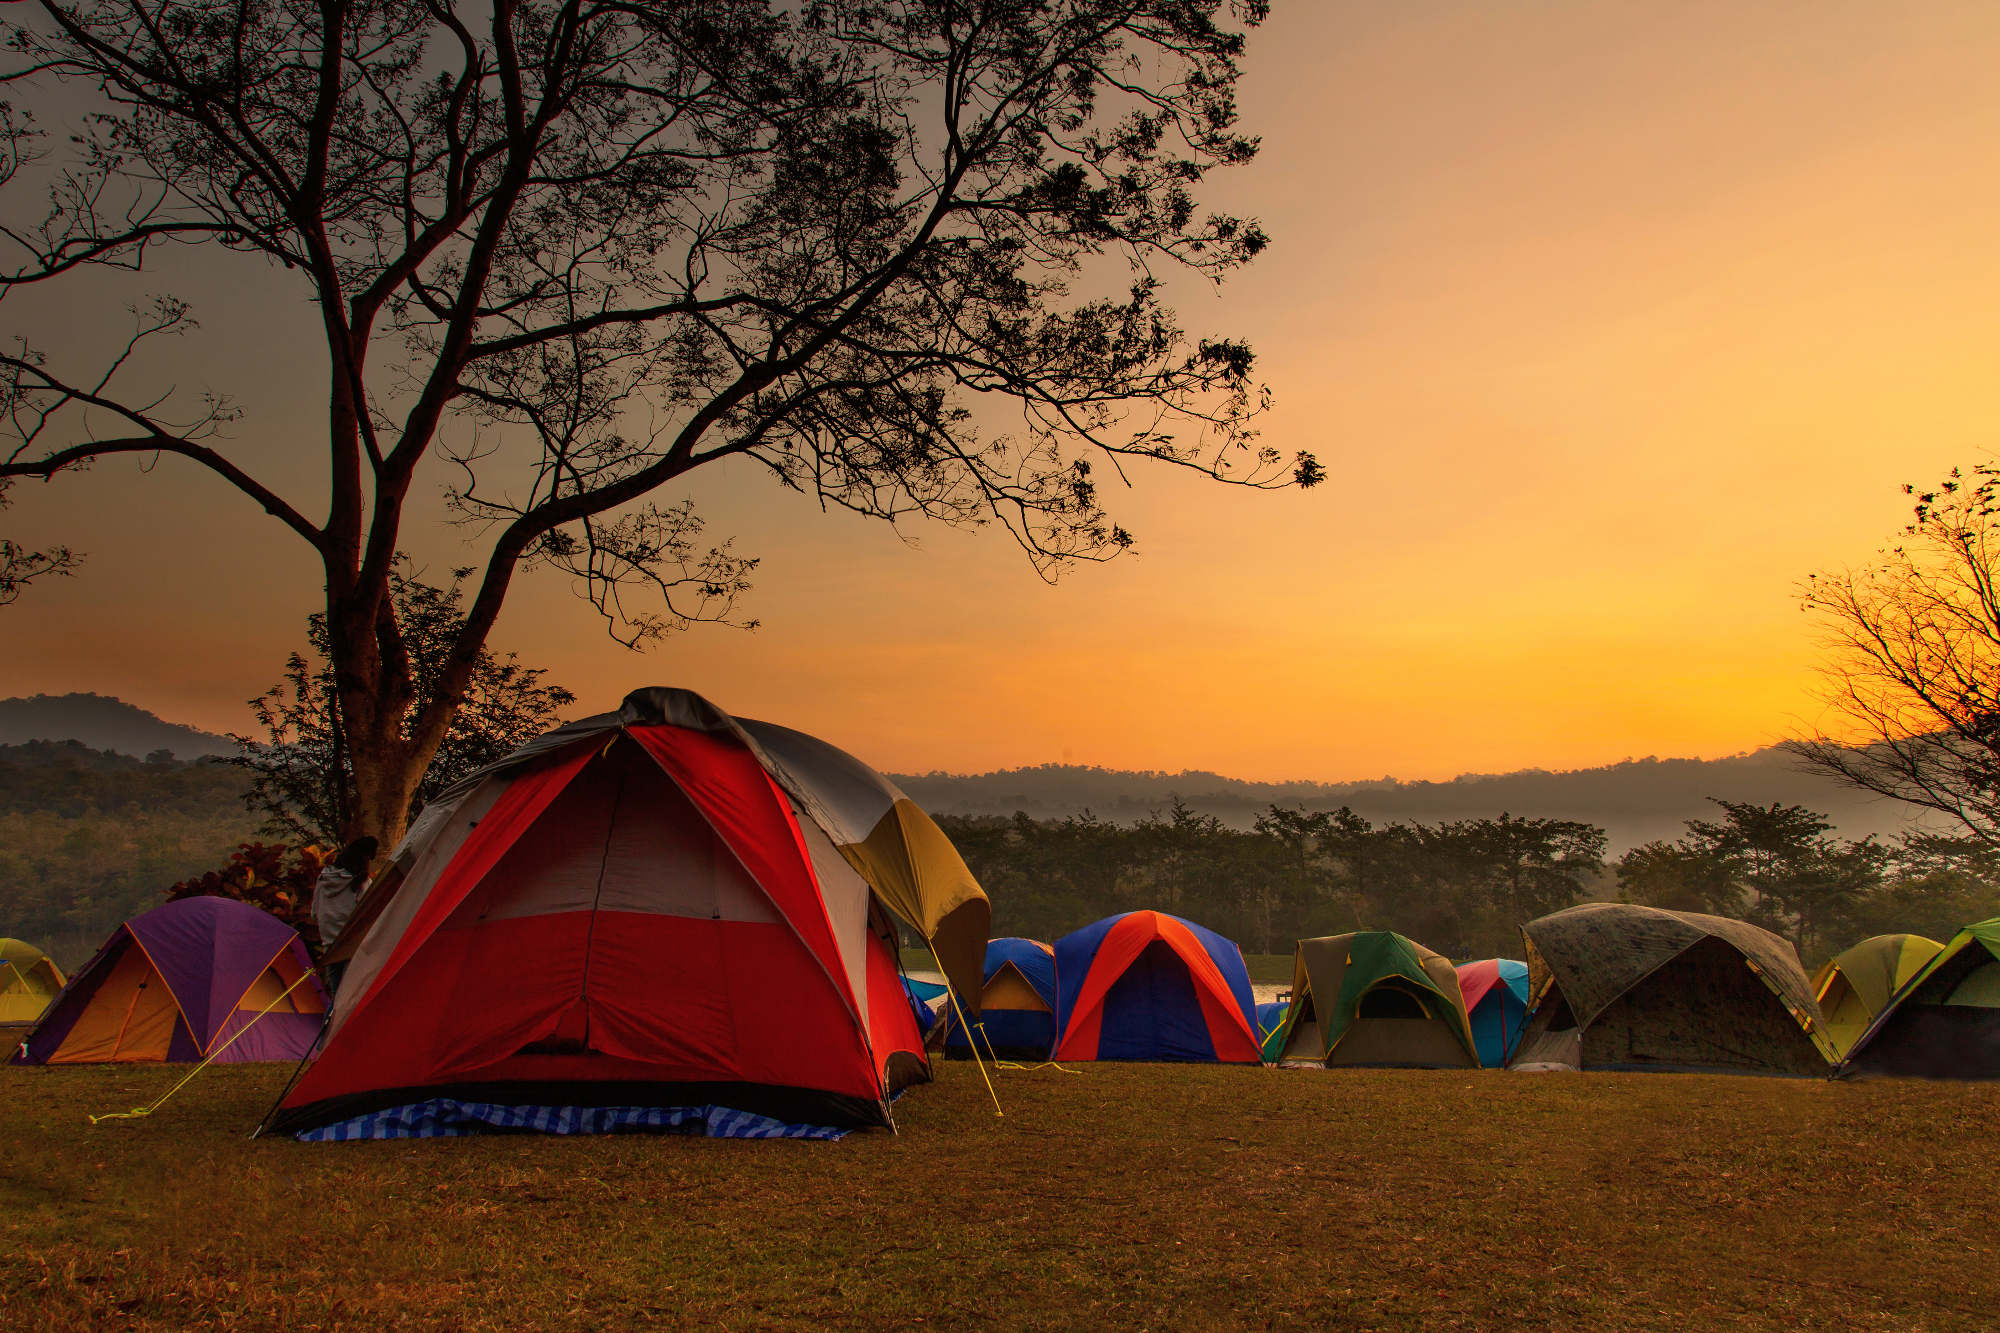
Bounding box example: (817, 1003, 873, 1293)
(1510, 904, 1832, 1075)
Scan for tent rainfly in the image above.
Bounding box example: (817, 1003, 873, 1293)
(16, 898, 325, 1064)
(945, 938, 1058, 1061)
(1511, 903, 1832, 1075)
(0, 938, 66, 1026)
(1255, 1001, 1290, 1062)
(1457, 958, 1531, 1068)
(1810, 934, 1943, 1062)
(1838, 919, 2000, 1081)
(1266, 931, 1478, 1068)
(270, 687, 990, 1141)
(1052, 912, 1261, 1063)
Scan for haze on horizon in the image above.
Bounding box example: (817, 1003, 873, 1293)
(5, 1, 1998, 785)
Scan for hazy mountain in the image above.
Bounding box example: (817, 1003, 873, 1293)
(889, 749, 1932, 853)
(0, 691, 1932, 853)
(0, 693, 233, 759)
(0, 740, 208, 771)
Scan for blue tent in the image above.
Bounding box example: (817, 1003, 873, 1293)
(1457, 958, 1531, 1067)
(901, 976, 947, 1039)
(1255, 1000, 1289, 1062)
(1052, 912, 1260, 1063)
(946, 938, 1058, 1060)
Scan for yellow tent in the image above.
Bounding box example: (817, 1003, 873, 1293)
(0, 938, 66, 1026)
(1811, 934, 1943, 1060)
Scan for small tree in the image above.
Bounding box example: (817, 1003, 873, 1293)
(1250, 805, 1335, 956)
(1787, 466, 2000, 843)
(234, 564, 575, 845)
(1459, 812, 1606, 926)
(164, 842, 330, 946)
(1615, 840, 1740, 915)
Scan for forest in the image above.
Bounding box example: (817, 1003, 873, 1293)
(944, 800, 2000, 967)
(6, 741, 2000, 971)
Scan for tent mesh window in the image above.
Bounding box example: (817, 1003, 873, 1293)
(1356, 985, 1431, 1021)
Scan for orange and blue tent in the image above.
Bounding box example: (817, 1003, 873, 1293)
(1457, 958, 1530, 1067)
(946, 938, 1058, 1061)
(267, 688, 988, 1141)
(1051, 911, 1260, 1063)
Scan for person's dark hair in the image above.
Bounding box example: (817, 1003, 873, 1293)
(332, 836, 379, 877)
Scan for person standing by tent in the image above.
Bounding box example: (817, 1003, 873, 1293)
(313, 837, 376, 999)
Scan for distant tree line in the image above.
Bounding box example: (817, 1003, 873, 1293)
(1615, 800, 2000, 957)
(938, 805, 1609, 961)
(942, 798, 2000, 965)
(0, 747, 258, 964)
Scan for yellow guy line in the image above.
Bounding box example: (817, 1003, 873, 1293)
(89, 968, 317, 1125)
(926, 938, 1003, 1118)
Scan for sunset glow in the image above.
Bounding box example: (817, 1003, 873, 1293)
(5, 1, 1999, 781)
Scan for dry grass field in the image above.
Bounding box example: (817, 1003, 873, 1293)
(3, 1059, 1994, 1332)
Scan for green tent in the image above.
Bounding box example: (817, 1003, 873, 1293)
(1810, 934, 1942, 1061)
(0, 938, 65, 1026)
(1266, 931, 1478, 1068)
(1512, 904, 1833, 1075)
(1838, 918, 2000, 1081)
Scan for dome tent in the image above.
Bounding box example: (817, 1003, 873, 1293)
(945, 938, 1058, 1061)
(1266, 931, 1478, 1068)
(1457, 958, 1531, 1068)
(17, 898, 324, 1065)
(1811, 934, 1943, 1061)
(1838, 919, 2000, 1081)
(270, 688, 990, 1141)
(1510, 904, 1832, 1075)
(1052, 912, 1260, 1063)
(1, 938, 66, 1026)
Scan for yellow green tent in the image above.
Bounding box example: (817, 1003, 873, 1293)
(1265, 931, 1478, 1068)
(1839, 918, 2000, 1081)
(1810, 934, 1942, 1060)
(0, 938, 66, 1026)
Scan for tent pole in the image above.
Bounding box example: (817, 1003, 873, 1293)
(252, 1006, 335, 1139)
(927, 938, 1003, 1118)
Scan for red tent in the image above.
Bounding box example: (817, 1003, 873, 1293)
(271, 689, 986, 1140)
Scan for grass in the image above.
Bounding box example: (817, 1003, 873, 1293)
(5, 1062, 1997, 1331)
(1240, 954, 1293, 984)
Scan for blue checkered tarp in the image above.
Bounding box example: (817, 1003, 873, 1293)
(295, 1100, 849, 1142)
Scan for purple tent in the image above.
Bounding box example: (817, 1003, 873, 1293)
(16, 897, 327, 1065)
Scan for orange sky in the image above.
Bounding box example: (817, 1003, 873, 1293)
(5, 1, 2000, 781)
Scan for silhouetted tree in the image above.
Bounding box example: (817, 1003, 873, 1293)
(0, 0, 1314, 853)
(1615, 840, 1739, 915)
(0, 478, 77, 604)
(1787, 465, 2000, 843)
(1619, 798, 1882, 952)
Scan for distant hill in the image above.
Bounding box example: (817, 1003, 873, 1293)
(889, 749, 1933, 853)
(0, 693, 233, 760)
(0, 740, 205, 771)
